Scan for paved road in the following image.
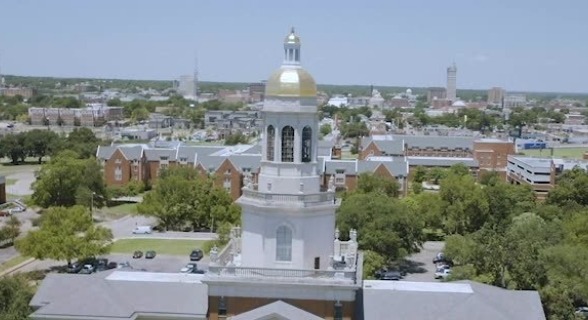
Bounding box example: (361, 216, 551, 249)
(0, 209, 40, 264)
(6, 170, 36, 196)
(100, 215, 217, 240)
(403, 241, 445, 282)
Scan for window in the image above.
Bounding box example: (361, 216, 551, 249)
(281, 126, 294, 162)
(218, 296, 227, 317)
(267, 125, 275, 161)
(276, 225, 292, 261)
(334, 301, 343, 320)
(114, 166, 122, 181)
(302, 126, 312, 162)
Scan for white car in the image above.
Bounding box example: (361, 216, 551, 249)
(434, 268, 452, 279)
(180, 263, 198, 273)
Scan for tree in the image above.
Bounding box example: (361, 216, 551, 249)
(32, 150, 107, 208)
(16, 206, 113, 265)
(337, 192, 424, 262)
(356, 172, 401, 197)
(1, 216, 21, 245)
(65, 127, 101, 159)
(131, 107, 150, 122)
(320, 123, 332, 136)
(24, 129, 59, 163)
(138, 166, 240, 231)
(0, 275, 34, 319)
(224, 132, 249, 145)
(412, 166, 428, 183)
(439, 173, 489, 234)
(0, 133, 27, 164)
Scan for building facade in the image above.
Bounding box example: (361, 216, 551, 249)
(446, 63, 457, 102)
(487, 87, 504, 105)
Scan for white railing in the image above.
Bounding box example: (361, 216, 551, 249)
(240, 189, 336, 207)
(207, 265, 358, 283)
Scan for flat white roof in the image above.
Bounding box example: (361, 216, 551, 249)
(363, 280, 474, 294)
(106, 271, 205, 283)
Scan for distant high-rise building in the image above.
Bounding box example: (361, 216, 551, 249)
(177, 74, 197, 98)
(446, 62, 457, 102)
(176, 55, 199, 99)
(487, 87, 505, 105)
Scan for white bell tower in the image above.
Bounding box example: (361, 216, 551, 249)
(237, 28, 338, 270)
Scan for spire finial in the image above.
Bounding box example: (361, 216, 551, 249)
(291, 26, 295, 34)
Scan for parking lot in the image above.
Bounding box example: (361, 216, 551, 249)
(402, 241, 445, 282)
(16, 253, 210, 275)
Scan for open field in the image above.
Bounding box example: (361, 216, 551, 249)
(522, 147, 587, 159)
(111, 239, 206, 256)
(0, 163, 41, 176)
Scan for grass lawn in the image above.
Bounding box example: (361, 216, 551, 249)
(0, 255, 30, 273)
(522, 147, 587, 159)
(98, 203, 137, 219)
(0, 162, 42, 175)
(111, 239, 205, 256)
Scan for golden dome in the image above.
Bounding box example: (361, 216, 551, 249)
(265, 67, 317, 98)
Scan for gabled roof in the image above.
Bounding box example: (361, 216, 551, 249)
(325, 160, 358, 175)
(372, 140, 405, 155)
(229, 300, 323, 320)
(358, 159, 409, 177)
(144, 148, 176, 161)
(118, 145, 144, 161)
(96, 145, 116, 159)
(362, 280, 545, 320)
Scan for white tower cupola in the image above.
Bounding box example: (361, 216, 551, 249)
(236, 28, 339, 271)
(283, 27, 301, 65)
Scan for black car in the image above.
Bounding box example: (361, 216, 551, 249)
(433, 252, 446, 264)
(145, 250, 156, 259)
(133, 251, 143, 259)
(380, 271, 403, 281)
(190, 249, 204, 261)
(66, 262, 83, 274)
(95, 258, 109, 271)
(107, 262, 118, 270)
(191, 268, 206, 274)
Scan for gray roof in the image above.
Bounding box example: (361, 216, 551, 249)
(30, 271, 208, 320)
(95, 145, 116, 159)
(408, 156, 479, 168)
(144, 148, 176, 161)
(230, 300, 323, 320)
(228, 154, 262, 172)
(358, 160, 409, 177)
(176, 146, 200, 163)
(372, 140, 405, 155)
(196, 155, 225, 172)
(398, 135, 474, 150)
(325, 160, 357, 175)
(118, 145, 144, 161)
(362, 280, 545, 320)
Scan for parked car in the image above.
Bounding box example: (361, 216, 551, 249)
(433, 252, 446, 264)
(380, 271, 403, 281)
(180, 263, 198, 273)
(95, 258, 109, 271)
(190, 268, 206, 274)
(190, 249, 204, 261)
(107, 262, 118, 270)
(79, 264, 95, 274)
(575, 307, 588, 318)
(117, 261, 132, 269)
(132, 226, 152, 234)
(133, 251, 143, 259)
(434, 268, 452, 279)
(66, 262, 83, 274)
(145, 250, 156, 259)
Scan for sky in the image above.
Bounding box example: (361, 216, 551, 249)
(1, 0, 587, 93)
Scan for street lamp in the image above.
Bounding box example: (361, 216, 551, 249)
(90, 192, 96, 221)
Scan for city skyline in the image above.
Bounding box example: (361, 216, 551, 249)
(1, 0, 587, 93)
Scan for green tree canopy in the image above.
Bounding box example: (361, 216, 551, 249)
(0, 275, 34, 319)
(16, 206, 113, 264)
(32, 150, 107, 208)
(137, 166, 241, 231)
(337, 192, 424, 263)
